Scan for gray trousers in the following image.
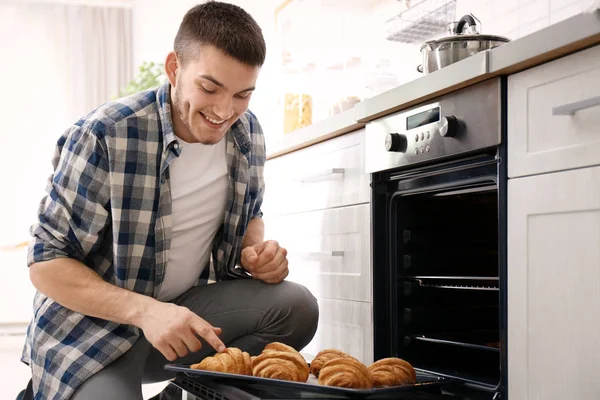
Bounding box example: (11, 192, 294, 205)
(70, 279, 319, 400)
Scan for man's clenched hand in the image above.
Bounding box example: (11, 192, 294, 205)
(240, 240, 289, 284)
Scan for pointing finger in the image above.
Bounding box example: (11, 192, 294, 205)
(191, 319, 226, 353)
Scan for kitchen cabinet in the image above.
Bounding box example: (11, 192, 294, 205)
(265, 203, 371, 303)
(507, 166, 600, 400)
(262, 129, 369, 216)
(507, 42, 600, 399)
(300, 297, 373, 365)
(507, 44, 600, 178)
(262, 128, 373, 364)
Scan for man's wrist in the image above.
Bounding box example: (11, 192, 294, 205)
(124, 291, 157, 328)
(241, 218, 265, 249)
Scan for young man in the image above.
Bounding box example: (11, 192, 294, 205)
(20, 2, 319, 399)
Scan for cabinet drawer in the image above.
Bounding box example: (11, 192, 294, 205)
(508, 44, 600, 178)
(264, 203, 371, 303)
(263, 129, 369, 216)
(300, 298, 373, 365)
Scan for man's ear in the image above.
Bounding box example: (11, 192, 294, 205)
(165, 52, 179, 86)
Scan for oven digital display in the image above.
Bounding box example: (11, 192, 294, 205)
(406, 106, 440, 130)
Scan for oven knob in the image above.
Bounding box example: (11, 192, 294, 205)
(440, 116, 460, 137)
(385, 133, 408, 152)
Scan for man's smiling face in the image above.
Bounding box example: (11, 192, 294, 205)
(166, 44, 260, 144)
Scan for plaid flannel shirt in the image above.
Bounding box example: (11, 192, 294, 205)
(21, 82, 265, 400)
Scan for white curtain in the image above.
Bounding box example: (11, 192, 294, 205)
(0, 1, 132, 323)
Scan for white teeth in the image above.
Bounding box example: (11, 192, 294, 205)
(201, 112, 225, 125)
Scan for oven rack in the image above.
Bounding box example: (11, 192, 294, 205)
(406, 276, 499, 291)
(401, 336, 501, 389)
(409, 331, 500, 353)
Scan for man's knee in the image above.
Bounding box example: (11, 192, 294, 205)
(268, 281, 319, 349)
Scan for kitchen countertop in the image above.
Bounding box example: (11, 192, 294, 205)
(266, 8, 600, 160)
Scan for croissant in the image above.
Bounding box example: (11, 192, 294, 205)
(262, 342, 299, 355)
(252, 350, 310, 382)
(368, 357, 416, 386)
(310, 349, 356, 377)
(317, 357, 373, 389)
(190, 347, 253, 376)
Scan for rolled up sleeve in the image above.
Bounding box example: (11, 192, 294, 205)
(249, 114, 265, 220)
(251, 189, 264, 219)
(28, 126, 110, 267)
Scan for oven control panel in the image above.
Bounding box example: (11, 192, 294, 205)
(365, 78, 502, 174)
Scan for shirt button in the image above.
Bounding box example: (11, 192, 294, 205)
(173, 143, 180, 150)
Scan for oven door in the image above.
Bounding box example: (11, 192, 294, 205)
(371, 154, 507, 399)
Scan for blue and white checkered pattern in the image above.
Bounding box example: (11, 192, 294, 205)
(21, 82, 265, 400)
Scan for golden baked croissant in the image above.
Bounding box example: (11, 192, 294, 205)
(310, 349, 356, 377)
(190, 347, 253, 376)
(252, 350, 310, 382)
(317, 357, 373, 389)
(257, 341, 309, 373)
(368, 357, 416, 386)
(262, 342, 299, 354)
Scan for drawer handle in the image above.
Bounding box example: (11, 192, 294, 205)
(552, 95, 600, 115)
(300, 168, 345, 182)
(290, 251, 345, 260)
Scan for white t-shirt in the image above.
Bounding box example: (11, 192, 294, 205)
(157, 137, 228, 301)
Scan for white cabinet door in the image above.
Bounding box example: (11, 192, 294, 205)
(263, 129, 369, 217)
(508, 166, 600, 400)
(301, 298, 373, 366)
(264, 204, 371, 303)
(507, 44, 600, 178)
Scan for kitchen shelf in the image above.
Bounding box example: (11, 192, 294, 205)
(384, 0, 457, 44)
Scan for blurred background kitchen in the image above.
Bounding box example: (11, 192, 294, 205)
(0, 0, 595, 397)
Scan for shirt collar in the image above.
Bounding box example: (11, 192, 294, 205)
(230, 114, 252, 156)
(156, 82, 179, 156)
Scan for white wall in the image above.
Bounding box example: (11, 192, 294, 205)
(456, 0, 597, 40)
(132, 0, 195, 69)
(0, 0, 133, 7)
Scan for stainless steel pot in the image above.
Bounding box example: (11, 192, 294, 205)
(417, 14, 510, 74)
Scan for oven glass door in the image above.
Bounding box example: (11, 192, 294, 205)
(372, 155, 505, 393)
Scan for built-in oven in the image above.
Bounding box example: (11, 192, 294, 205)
(366, 77, 507, 399)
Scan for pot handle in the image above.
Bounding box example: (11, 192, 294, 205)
(455, 14, 478, 34)
(417, 64, 423, 73)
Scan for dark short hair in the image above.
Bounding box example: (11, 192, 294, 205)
(174, 1, 266, 67)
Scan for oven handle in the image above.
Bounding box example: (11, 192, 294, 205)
(552, 95, 600, 115)
(386, 156, 499, 197)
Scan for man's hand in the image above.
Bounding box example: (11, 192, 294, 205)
(29, 258, 227, 363)
(136, 301, 226, 361)
(240, 240, 289, 284)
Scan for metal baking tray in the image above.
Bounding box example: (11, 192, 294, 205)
(165, 364, 453, 399)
